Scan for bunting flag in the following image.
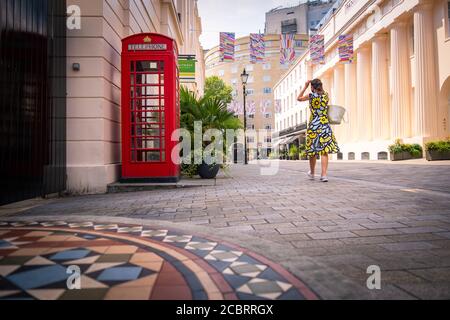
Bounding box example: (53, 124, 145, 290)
(280, 34, 296, 65)
(309, 34, 325, 65)
(260, 100, 271, 114)
(227, 101, 236, 113)
(235, 101, 243, 115)
(338, 34, 354, 63)
(274, 99, 282, 114)
(247, 100, 256, 115)
(220, 32, 235, 62)
(250, 33, 265, 63)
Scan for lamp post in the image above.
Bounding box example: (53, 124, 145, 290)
(240, 68, 249, 165)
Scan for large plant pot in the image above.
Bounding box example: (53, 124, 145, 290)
(412, 151, 423, 159)
(390, 151, 411, 161)
(198, 163, 220, 179)
(426, 150, 450, 161)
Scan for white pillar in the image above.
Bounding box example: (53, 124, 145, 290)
(371, 34, 391, 140)
(333, 65, 345, 141)
(390, 21, 412, 139)
(413, 1, 439, 138)
(345, 62, 357, 143)
(356, 45, 372, 141)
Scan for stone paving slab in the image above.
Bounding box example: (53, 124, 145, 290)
(2, 160, 450, 299)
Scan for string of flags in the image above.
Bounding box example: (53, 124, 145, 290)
(338, 34, 354, 63)
(227, 100, 275, 116)
(218, 32, 354, 65)
(309, 34, 325, 65)
(220, 32, 235, 62)
(280, 34, 296, 65)
(250, 33, 265, 63)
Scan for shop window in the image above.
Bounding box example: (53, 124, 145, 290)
(348, 152, 355, 160)
(361, 152, 370, 160)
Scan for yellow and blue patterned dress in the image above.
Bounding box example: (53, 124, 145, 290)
(305, 92, 340, 157)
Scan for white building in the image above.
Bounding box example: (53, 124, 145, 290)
(274, 0, 450, 160)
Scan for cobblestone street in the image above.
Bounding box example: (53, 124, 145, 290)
(2, 160, 450, 299)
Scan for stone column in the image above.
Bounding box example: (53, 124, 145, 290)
(413, 0, 439, 138)
(390, 21, 412, 139)
(371, 34, 390, 140)
(356, 45, 372, 141)
(333, 65, 345, 140)
(345, 62, 357, 142)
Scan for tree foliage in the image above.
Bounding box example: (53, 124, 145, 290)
(204, 76, 233, 104)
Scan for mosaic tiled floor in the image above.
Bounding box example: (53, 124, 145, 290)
(0, 221, 318, 300)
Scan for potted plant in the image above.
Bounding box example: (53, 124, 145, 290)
(425, 139, 450, 161)
(180, 86, 242, 179)
(298, 144, 307, 160)
(289, 145, 299, 160)
(388, 139, 423, 161)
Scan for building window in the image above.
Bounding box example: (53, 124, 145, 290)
(248, 114, 255, 119)
(263, 63, 271, 70)
(281, 18, 297, 34)
(218, 70, 225, 76)
(247, 137, 254, 143)
(247, 76, 254, 83)
(247, 124, 255, 129)
(231, 78, 238, 85)
(263, 75, 271, 82)
(246, 64, 254, 71)
(264, 112, 271, 119)
(265, 124, 272, 130)
(263, 87, 272, 94)
(300, 110, 303, 122)
(246, 88, 254, 95)
(235, 45, 240, 51)
(231, 66, 238, 73)
(265, 136, 272, 143)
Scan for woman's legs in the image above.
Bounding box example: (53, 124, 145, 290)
(321, 153, 329, 177)
(309, 155, 316, 175)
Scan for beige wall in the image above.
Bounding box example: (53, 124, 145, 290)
(205, 34, 309, 159)
(274, 0, 450, 160)
(66, 0, 205, 193)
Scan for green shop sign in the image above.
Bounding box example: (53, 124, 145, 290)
(178, 56, 196, 83)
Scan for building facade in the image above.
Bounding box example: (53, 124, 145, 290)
(205, 34, 309, 160)
(265, 1, 337, 35)
(274, 0, 450, 160)
(66, 0, 205, 194)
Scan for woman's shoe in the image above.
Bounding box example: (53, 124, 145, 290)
(307, 171, 315, 180)
(320, 176, 328, 182)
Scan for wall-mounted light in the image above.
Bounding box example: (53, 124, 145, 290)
(72, 63, 80, 71)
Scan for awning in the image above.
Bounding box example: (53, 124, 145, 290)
(284, 136, 298, 144)
(272, 137, 288, 148)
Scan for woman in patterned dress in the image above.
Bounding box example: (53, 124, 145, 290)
(297, 79, 339, 182)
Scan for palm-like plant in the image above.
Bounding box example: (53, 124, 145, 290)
(180, 86, 242, 134)
(179, 86, 242, 177)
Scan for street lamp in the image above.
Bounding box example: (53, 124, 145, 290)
(240, 68, 249, 165)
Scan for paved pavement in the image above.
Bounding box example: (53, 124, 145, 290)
(1, 160, 450, 299)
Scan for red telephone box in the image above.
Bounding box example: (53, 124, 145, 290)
(121, 33, 180, 182)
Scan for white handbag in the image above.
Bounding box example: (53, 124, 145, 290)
(328, 105, 346, 125)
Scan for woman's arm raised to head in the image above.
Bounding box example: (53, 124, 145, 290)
(297, 80, 311, 102)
